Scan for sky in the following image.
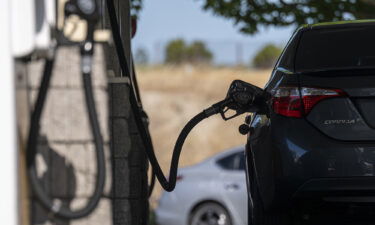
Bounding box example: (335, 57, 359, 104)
(132, 0, 296, 65)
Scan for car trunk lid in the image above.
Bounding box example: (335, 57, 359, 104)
(299, 72, 375, 141)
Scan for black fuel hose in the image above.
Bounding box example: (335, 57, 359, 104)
(106, 0, 221, 192)
(154, 112, 208, 191)
(26, 46, 106, 219)
(26, 58, 55, 169)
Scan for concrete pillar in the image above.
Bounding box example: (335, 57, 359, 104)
(104, 0, 149, 224)
(108, 78, 149, 225)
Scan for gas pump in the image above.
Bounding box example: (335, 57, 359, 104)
(5, 0, 269, 223)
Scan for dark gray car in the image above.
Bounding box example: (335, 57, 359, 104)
(246, 20, 375, 225)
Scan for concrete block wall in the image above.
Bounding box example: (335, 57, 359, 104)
(102, 0, 150, 223)
(26, 45, 112, 225)
(18, 1, 149, 224)
(109, 80, 149, 225)
(23, 43, 150, 225)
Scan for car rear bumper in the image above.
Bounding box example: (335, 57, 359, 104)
(268, 177, 375, 214)
(294, 177, 375, 200)
(288, 177, 375, 218)
(250, 115, 375, 209)
(273, 116, 375, 179)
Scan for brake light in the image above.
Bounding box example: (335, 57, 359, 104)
(176, 175, 183, 182)
(272, 87, 345, 118)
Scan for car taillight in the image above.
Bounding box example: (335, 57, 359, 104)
(176, 175, 183, 181)
(272, 87, 346, 118)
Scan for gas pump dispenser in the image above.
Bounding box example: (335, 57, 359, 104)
(8, 0, 269, 223)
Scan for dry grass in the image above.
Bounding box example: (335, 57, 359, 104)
(137, 65, 271, 206)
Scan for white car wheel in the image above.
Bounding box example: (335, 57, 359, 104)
(190, 202, 232, 225)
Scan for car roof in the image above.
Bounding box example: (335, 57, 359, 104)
(302, 19, 375, 30)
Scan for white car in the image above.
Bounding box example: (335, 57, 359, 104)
(155, 146, 247, 225)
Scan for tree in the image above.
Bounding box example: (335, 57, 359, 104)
(165, 39, 187, 64)
(200, 0, 375, 34)
(131, 0, 142, 19)
(252, 44, 282, 68)
(186, 41, 213, 64)
(131, 0, 375, 34)
(165, 39, 213, 64)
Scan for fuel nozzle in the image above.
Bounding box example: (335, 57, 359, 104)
(205, 80, 268, 120)
(59, 0, 99, 45)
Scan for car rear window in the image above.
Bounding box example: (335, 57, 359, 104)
(217, 152, 245, 171)
(217, 153, 237, 170)
(295, 26, 375, 72)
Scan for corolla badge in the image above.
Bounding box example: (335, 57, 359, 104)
(324, 119, 356, 125)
